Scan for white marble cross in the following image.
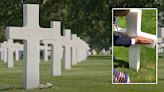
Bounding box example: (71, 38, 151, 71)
(43, 43, 48, 61)
(126, 9, 157, 72)
(80, 39, 89, 61)
(41, 21, 62, 76)
(0, 39, 22, 68)
(158, 28, 164, 57)
(14, 43, 23, 61)
(40, 44, 51, 61)
(42, 28, 73, 71)
(0, 42, 7, 63)
(6, 4, 58, 89)
(71, 34, 78, 65)
(75, 37, 88, 63)
(63, 29, 71, 69)
(0, 48, 3, 61)
(113, 9, 157, 71)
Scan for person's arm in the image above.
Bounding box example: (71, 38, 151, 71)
(114, 33, 153, 47)
(113, 10, 152, 47)
(114, 33, 132, 47)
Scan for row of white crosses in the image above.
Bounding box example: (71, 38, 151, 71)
(0, 40, 52, 67)
(0, 30, 88, 69)
(0, 39, 23, 67)
(113, 9, 157, 72)
(157, 27, 164, 57)
(41, 28, 90, 75)
(157, 12, 164, 54)
(5, 4, 89, 89)
(40, 44, 51, 61)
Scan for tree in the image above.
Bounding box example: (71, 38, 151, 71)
(0, 0, 159, 51)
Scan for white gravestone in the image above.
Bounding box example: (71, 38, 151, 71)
(40, 44, 51, 61)
(63, 29, 71, 69)
(114, 9, 157, 71)
(43, 43, 48, 61)
(78, 39, 86, 61)
(45, 29, 76, 70)
(15, 49, 19, 61)
(0, 39, 22, 68)
(0, 41, 7, 63)
(76, 37, 81, 63)
(14, 43, 23, 61)
(71, 34, 77, 65)
(86, 44, 90, 56)
(41, 21, 63, 76)
(75, 37, 89, 62)
(101, 48, 106, 55)
(159, 28, 164, 57)
(126, 9, 156, 71)
(0, 42, 7, 63)
(113, 9, 157, 71)
(6, 4, 58, 89)
(0, 48, 4, 61)
(92, 49, 97, 55)
(82, 40, 90, 61)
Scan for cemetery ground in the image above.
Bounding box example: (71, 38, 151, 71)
(0, 55, 164, 92)
(114, 10, 157, 83)
(0, 56, 111, 92)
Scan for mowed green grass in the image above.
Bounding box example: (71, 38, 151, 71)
(114, 10, 157, 83)
(0, 56, 164, 92)
(0, 56, 111, 92)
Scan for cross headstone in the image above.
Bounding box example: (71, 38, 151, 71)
(158, 27, 164, 57)
(14, 43, 23, 61)
(41, 21, 63, 76)
(0, 39, 22, 68)
(76, 37, 81, 63)
(92, 49, 97, 55)
(101, 48, 106, 55)
(126, 9, 157, 71)
(43, 43, 48, 61)
(6, 4, 58, 89)
(63, 29, 71, 69)
(1, 45, 7, 63)
(15, 49, 19, 61)
(75, 37, 88, 62)
(0, 48, 4, 61)
(71, 34, 77, 65)
(113, 9, 157, 71)
(40, 44, 51, 61)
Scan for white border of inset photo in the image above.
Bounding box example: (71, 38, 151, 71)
(112, 8, 158, 84)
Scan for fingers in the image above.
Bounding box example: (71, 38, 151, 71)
(135, 36, 153, 44)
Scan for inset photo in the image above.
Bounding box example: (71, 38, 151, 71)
(112, 8, 157, 84)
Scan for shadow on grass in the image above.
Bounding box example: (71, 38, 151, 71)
(158, 78, 164, 81)
(0, 87, 23, 91)
(158, 56, 163, 58)
(114, 59, 129, 68)
(88, 56, 112, 60)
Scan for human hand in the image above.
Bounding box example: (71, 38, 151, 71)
(134, 36, 153, 44)
(113, 24, 117, 30)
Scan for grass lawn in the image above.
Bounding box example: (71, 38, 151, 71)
(0, 56, 164, 92)
(0, 56, 111, 92)
(114, 10, 157, 83)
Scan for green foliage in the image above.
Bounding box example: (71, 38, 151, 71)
(0, 0, 160, 51)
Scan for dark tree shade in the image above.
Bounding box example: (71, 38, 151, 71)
(0, 0, 161, 51)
